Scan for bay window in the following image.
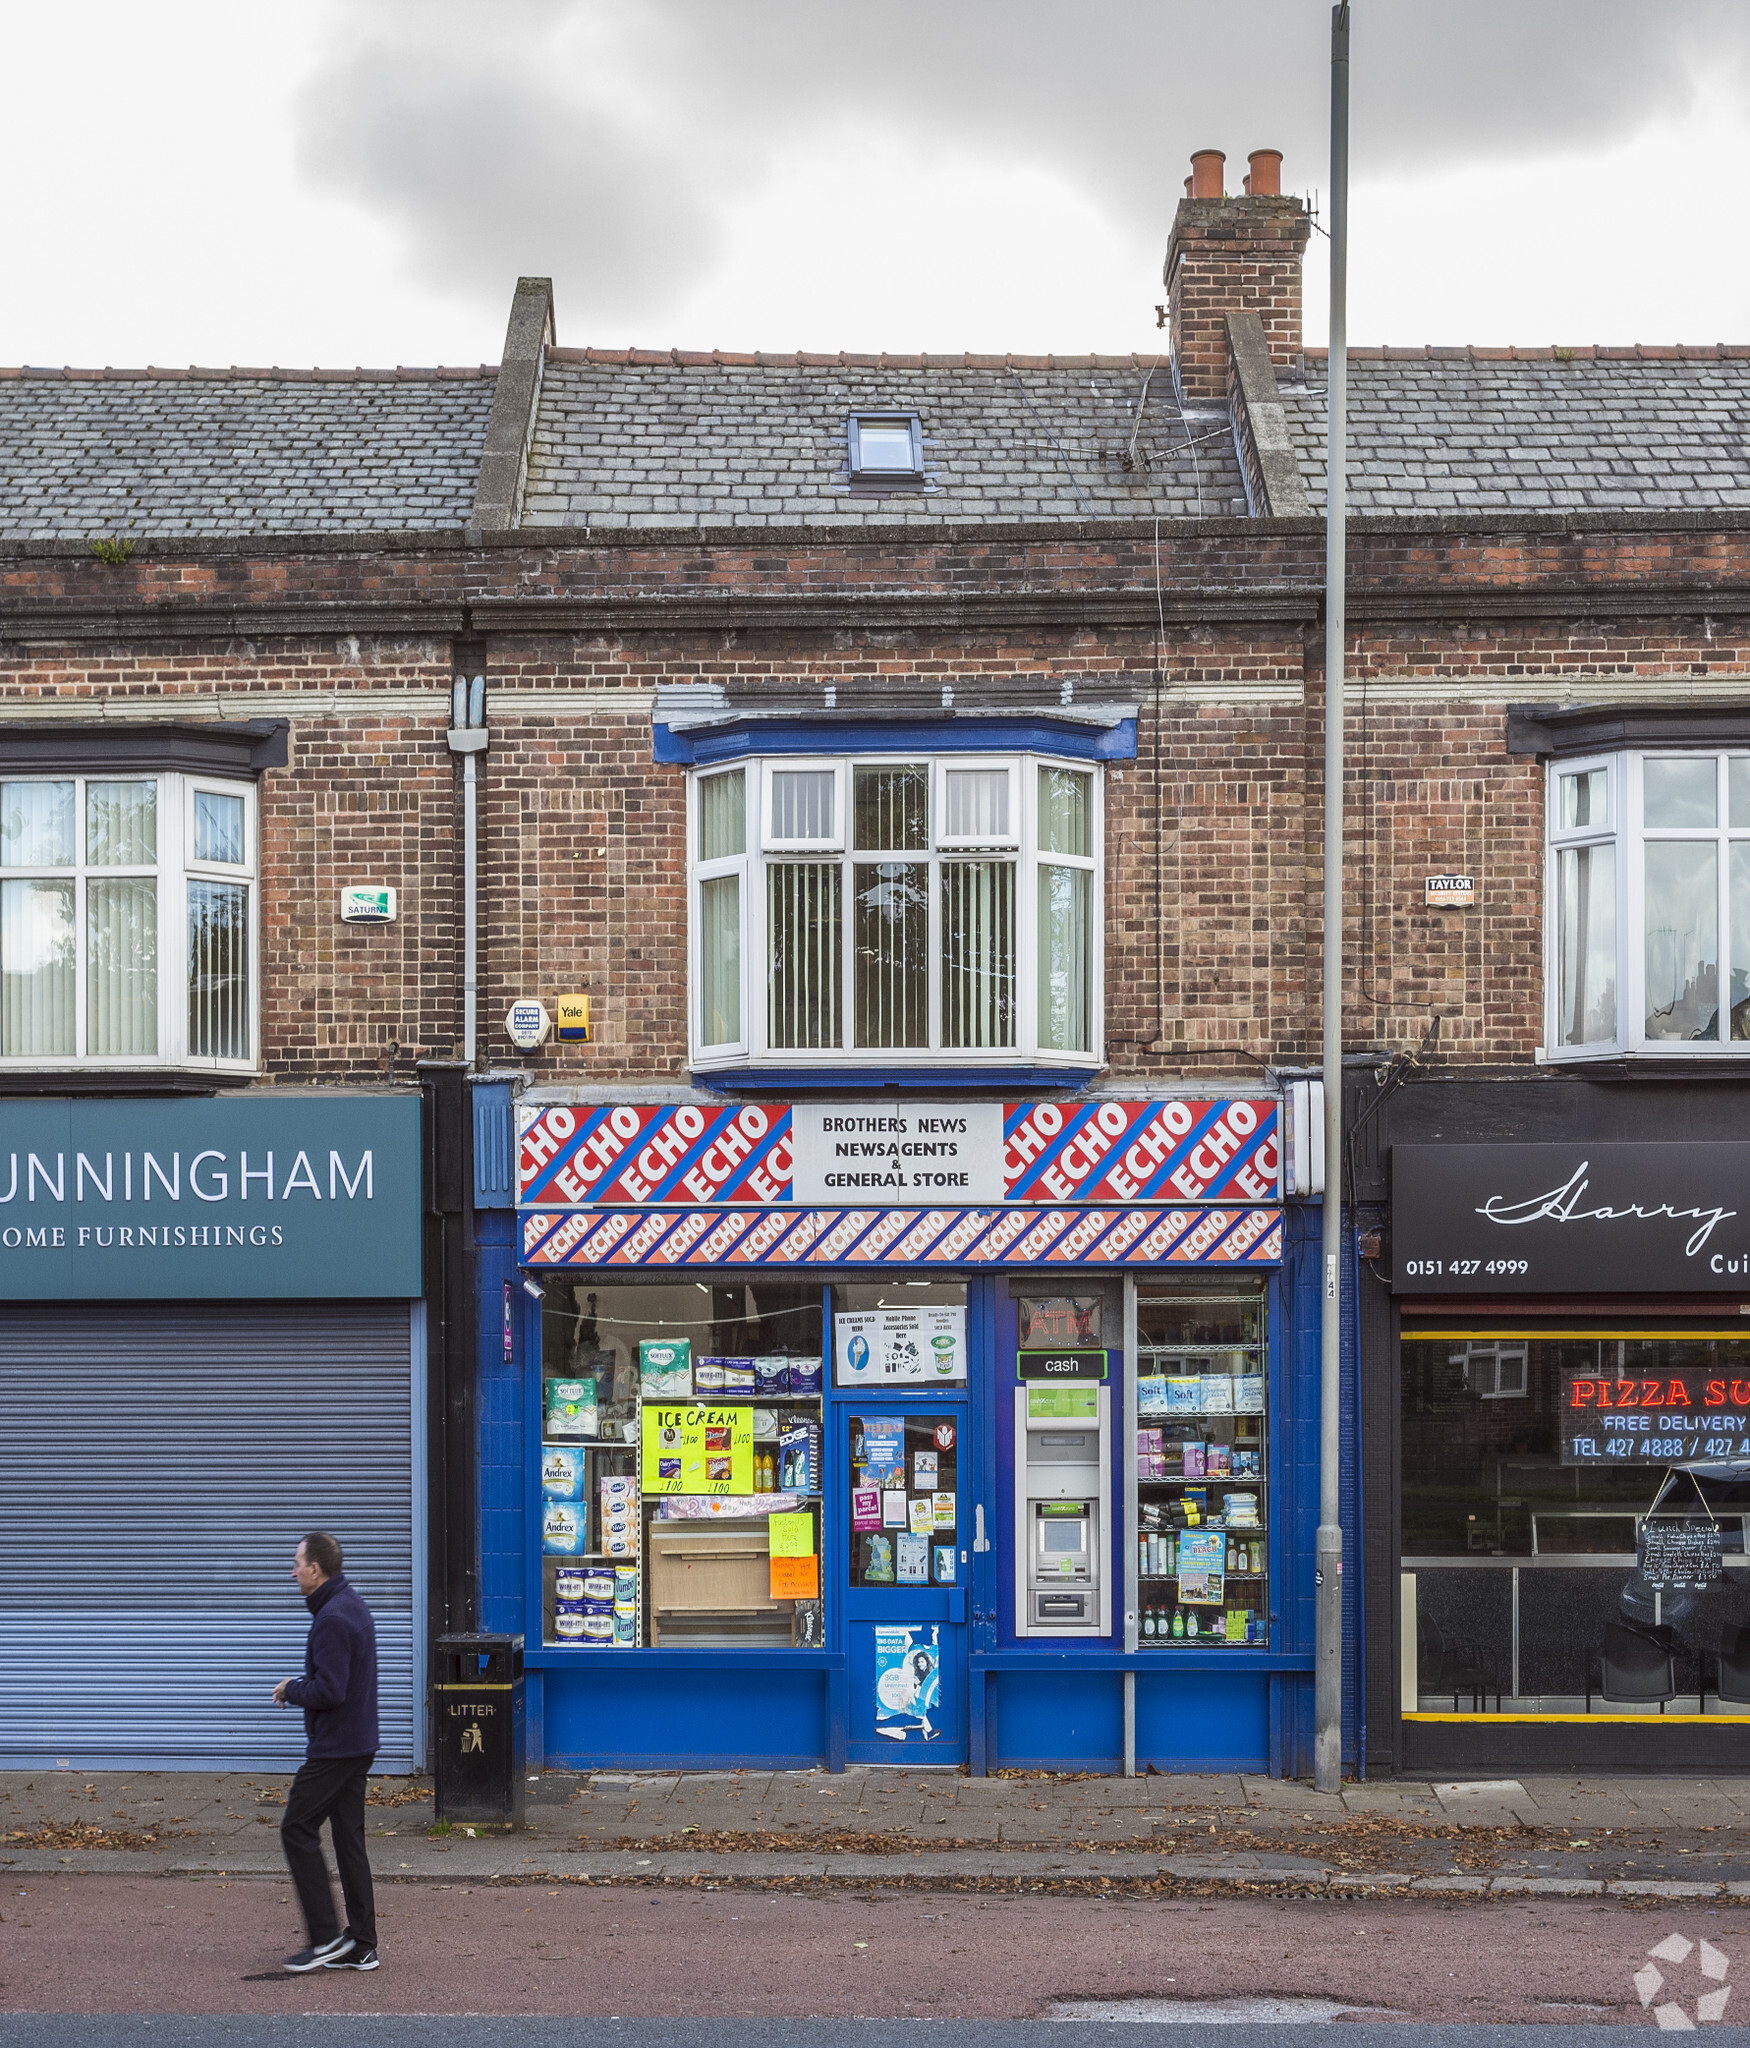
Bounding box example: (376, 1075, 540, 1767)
(1548, 749, 1750, 1057)
(0, 773, 257, 1070)
(689, 752, 1101, 1072)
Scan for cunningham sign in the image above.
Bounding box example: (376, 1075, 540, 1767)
(0, 1096, 422, 1299)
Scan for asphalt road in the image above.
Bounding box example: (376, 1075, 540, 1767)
(5, 1875, 1750, 2026)
(2, 2027, 1748, 2048)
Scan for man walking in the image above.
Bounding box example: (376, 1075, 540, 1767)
(273, 1530, 380, 1973)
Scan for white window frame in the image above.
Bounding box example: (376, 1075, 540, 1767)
(760, 759, 848, 853)
(1545, 747, 1750, 1060)
(691, 765, 750, 1059)
(934, 758, 1021, 849)
(688, 750, 1103, 1072)
(1456, 1342, 1528, 1400)
(0, 771, 258, 1073)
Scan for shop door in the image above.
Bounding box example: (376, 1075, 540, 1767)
(843, 1404, 970, 1763)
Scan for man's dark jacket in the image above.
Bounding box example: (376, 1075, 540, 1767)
(284, 1574, 379, 1759)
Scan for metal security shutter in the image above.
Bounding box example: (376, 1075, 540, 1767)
(0, 1301, 419, 1772)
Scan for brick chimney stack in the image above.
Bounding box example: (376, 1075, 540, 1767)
(1164, 147, 1310, 402)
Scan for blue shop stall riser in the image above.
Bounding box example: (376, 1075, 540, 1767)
(472, 1092, 1335, 1775)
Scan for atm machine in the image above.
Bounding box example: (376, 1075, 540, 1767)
(1014, 1378, 1112, 1636)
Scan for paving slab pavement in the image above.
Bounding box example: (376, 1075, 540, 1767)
(13, 1768, 1750, 1893)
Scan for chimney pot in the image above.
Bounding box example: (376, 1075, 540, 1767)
(1246, 148, 1283, 197)
(1184, 175, 1193, 198)
(1189, 149, 1226, 200)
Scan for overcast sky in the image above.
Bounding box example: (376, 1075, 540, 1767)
(9, 1, 1750, 368)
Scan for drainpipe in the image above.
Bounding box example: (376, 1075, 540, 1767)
(449, 664, 488, 1064)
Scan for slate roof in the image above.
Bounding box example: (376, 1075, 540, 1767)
(521, 352, 1247, 527)
(9, 342, 1750, 539)
(1280, 348, 1750, 516)
(0, 368, 496, 538)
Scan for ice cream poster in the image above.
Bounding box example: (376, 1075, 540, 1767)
(835, 1307, 967, 1386)
(873, 1624, 942, 1741)
(640, 1403, 753, 1494)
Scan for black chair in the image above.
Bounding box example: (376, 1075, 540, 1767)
(1704, 1625, 1750, 1712)
(1587, 1620, 1680, 1713)
(1419, 1612, 1500, 1712)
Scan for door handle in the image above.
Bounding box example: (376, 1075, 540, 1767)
(973, 1503, 990, 1554)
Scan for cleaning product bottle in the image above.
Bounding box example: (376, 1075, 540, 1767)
(1171, 1606, 1184, 1639)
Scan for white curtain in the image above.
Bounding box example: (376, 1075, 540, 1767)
(87, 781, 157, 866)
(1037, 863, 1090, 1053)
(1038, 766, 1090, 857)
(87, 879, 158, 1056)
(700, 770, 745, 860)
(0, 782, 73, 867)
(1, 879, 74, 1055)
(699, 873, 741, 1047)
(1556, 843, 1615, 1047)
(943, 769, 1009, 841)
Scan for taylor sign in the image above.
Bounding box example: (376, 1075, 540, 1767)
(518, 1098, 1280, 1208)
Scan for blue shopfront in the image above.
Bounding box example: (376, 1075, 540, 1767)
(474, 1092, 1331, 1776)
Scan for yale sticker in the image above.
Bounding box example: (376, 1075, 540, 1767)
(555, 993, 591, 1042)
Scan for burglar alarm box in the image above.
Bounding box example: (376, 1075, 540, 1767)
(1014, 1382, 1111, 1636)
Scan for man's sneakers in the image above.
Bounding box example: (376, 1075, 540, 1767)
(284, 1931, 355, 1972)
(323, 1943, 380, 1971)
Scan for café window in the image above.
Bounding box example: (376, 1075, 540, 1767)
(536, 1277, 825, 1651)
(688, 755, 1101, 1070)
(0, 774, 256, 1070)
(1548, 751, 1750, 1057)
(1402, 1330, 1750, 1717)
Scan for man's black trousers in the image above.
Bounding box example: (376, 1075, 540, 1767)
(280, 1752, 377, 1952)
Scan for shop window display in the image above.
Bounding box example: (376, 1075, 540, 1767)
(1133, 1283, 1269, 1647)
(1402, 1332, 1750, 1713)
(538, 1278, 825, 1650)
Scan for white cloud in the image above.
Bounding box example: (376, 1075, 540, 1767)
(4, 0, 1749, 365)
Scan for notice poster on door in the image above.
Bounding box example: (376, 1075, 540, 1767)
(874, 1623, 942, 1741)
(640, 1404, 754, 1494)
(835, 1307, 967, 1386)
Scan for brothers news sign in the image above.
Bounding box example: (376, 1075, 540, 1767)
(0, 1095, 421, 1299)
(1393, 1143, 1750, 1294)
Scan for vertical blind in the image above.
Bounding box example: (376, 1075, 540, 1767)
(769, 862, 841, 1048)
(941, 861, 1015, 1047)
(188, 881, 250, 1060)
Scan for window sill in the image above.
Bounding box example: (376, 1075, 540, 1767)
(692, 1061, 1103, 1093)
(1541, 1048, 1750, 1074)
(0, 1067, 258, 1096)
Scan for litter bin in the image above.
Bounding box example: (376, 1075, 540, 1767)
(432, 1632, 525, 1830)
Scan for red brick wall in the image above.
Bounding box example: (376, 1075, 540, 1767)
(4, 520, 1749, 1086)
(1166, 196, 1311, 402)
